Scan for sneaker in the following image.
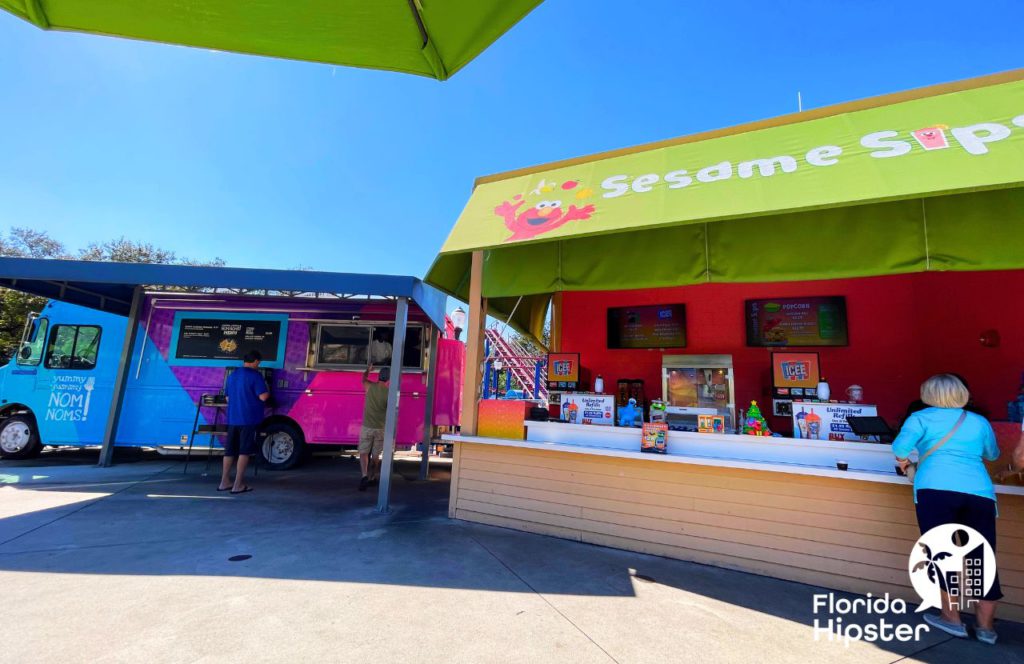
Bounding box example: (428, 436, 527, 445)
(976, 628, 998, 645)
(923, 613, 968, 638)
(358, 476, 369, 491)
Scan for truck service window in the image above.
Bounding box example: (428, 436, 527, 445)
(45, 325, 102, 370)
(370, 325, 424, 369)
(16, 317, 48, 366)
(313, 323, 425, 370)
(316, 325, 370, 367)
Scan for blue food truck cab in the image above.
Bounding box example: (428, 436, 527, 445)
(0, 300, 127, 458)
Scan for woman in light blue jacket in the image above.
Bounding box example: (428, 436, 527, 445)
(893, 374, 1001, 644)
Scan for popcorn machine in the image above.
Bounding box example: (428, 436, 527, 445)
(661, 354, 736, 432)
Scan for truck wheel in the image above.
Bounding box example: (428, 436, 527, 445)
(0, 415, 42, 460)
(258, 421, 305, 470)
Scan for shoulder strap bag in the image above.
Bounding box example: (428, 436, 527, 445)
(905, 410, 967, 482)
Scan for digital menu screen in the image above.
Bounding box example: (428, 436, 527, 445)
(176, 318, 283, 362)
(169, 312, 289, 368)
(607, 304, 686, 349)
(745, 296, 848, 347)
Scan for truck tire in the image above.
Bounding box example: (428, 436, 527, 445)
(257, 421, 305, 470)
(0, 415, 43, 460)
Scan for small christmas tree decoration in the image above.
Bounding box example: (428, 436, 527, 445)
(743, 400, 771, 436)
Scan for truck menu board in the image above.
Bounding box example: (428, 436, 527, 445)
(607, 304, 686, 349)
(745, 297, 848, 347)
(170, 312, 288, 368)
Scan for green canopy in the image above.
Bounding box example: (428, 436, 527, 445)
(428, 69, 1024, 304)
(0, 0, 541, 80)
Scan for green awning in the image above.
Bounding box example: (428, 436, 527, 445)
(428, 69, 1024, 299)
(0, 0, 541, 80)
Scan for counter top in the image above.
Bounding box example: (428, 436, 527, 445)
(443, 423, 1024, 497)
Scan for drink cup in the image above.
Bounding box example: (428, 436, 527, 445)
(912, 126, 949, 151)
(836, 460, 848, 471)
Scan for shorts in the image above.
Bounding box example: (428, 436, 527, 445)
(224, 424, 258, 457)
(358, 426, 384, 456)
(916, 489, 1003, 601)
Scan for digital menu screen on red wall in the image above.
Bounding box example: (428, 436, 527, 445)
(607, 304, 686, 349)
(745, 296, 848, 347)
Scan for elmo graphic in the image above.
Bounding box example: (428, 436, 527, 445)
(495, 179, 596, 243)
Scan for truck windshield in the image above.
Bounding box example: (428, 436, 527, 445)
(16, 317, 48, 367)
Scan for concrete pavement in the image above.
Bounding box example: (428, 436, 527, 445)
(1, 449, 1021, 663)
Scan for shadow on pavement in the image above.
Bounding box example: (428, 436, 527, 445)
(1, 450, 1021, 663)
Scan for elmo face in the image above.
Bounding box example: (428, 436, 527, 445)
(495, 188, 596, 243)
(512, 199, 564, 237)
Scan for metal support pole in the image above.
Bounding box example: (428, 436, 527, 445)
(419, 326, 440, 481)
(376, 297, 408, 513)
(534, 360, 542, 399)
(98, 286, 144, 467)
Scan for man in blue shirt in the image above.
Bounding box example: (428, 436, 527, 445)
(219, 350, 270, 494)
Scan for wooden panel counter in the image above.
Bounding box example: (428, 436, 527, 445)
(444, 423, 1024, 621)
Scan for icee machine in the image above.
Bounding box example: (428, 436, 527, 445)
(661, 354, 737, 433)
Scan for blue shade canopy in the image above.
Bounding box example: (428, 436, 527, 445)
(0, 257, 448, 329)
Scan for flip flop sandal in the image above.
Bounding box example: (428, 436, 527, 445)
(230, 486, 254, 494)
(216, 487, 232, 492)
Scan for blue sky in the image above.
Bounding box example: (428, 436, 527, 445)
(0, 0, 1020, 279)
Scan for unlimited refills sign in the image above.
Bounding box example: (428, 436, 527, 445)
(440, 77, 1024, 252)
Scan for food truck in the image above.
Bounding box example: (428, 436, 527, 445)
(427, 70, 1024, 620)
(0, 293, 463, 468)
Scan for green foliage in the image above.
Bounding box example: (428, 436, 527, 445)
(0, 227, 67, 362)
(507, 319, 550, 355)
(78, 237, 226, 267)
(0, 289, 44, 362)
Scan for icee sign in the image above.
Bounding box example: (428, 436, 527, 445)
(45, 375, 97, 422)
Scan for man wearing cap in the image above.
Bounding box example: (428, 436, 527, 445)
(359, 364, 391, 491)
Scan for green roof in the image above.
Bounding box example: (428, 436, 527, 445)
(428, 69, 1024, 303)
(1, 0, 542, 80)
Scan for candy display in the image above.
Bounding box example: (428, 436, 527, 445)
(640, 422, 668, 454)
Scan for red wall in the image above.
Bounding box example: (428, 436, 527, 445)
(561, 271, 1024, 433)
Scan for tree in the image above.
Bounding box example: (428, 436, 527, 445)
(77, 238, 225, 292)
(0, 227, 68, 260)
(0, 228, 68, 362)
(509, 324, 549, 356)
(80, 237, 176, 264)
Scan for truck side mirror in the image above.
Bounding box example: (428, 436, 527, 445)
(19, 344, 32, 360)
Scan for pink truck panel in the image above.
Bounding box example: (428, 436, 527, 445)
(286, 371, 432, 444)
